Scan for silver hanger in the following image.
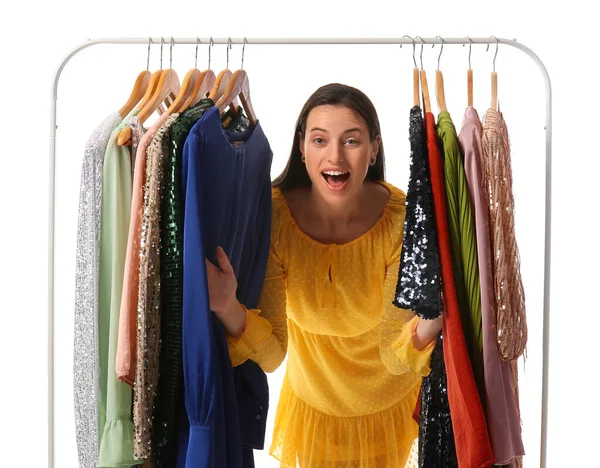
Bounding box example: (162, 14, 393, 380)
(401, 35, 418, 68)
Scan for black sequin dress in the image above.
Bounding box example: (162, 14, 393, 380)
(394, 107, 457, 467)
(394, 106, 443, 319)
(418, 334, 458, 467)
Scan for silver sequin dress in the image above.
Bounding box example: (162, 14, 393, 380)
(73, 112, 122, 468)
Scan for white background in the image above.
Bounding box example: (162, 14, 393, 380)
(0, 1, 598, 467)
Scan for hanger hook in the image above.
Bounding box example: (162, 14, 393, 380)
(401, 35, 417, 68)
(147, 37, 152, 72)
(170, 37, 174, 69)
(435, 36, 444, 69)
(486, 36, 499, 72)
(209, 37, 214, 69)
(241, 37, 247, 70)
(415, 36, 425, 69)
(195, 37, 200, 69)
(464, 36, 473, 69)
(492, 36, 499, 72)
(227, 37, 232, 69)
(160, 36, 164, 70)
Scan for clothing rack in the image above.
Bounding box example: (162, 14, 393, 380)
(48, 37, 552, 468)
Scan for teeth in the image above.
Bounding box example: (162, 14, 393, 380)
(323, 171, 348, 176)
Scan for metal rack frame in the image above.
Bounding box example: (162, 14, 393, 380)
(48, 36, 552, 467)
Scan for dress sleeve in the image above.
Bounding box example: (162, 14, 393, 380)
(227, 239, 288, 373)
(380, 260, 436, 376)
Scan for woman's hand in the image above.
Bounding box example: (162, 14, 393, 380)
(205, 247, 246, 338)
(413, 315, 443, 351)
(205, 246, 238, 315)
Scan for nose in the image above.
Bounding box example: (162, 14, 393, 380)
(327, 141, 345, 164)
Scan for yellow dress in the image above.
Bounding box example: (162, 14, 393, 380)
(228, 181, 436, 468)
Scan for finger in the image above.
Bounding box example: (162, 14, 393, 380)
(216, 246, 234, 275)
(205, 258, 217, 274)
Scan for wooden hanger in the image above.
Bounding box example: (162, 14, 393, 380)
(402, 36, 420, 107)
(468, 69, 474, 107)
(436, 70, 447, 112)
(136, 68, 180, 122)
(168, 39, 215, 114)
(166, 68, 201, 114)
(491, 71, 498, 111)
(117, 38, 158, 118)
(135, 38, 181, 122)
(465, 37, 474, 107)
(420, 69, 432, 114)
(135, 40, 172, 115)
(434, 37, 447, 112)
(179, 69, 217, 112)
(116, 70, 164, 146)
(117, 69, 180, 145)
(209, 69, 240, 114)
(413, 67, 419, 107)
(118, 71, 151, 118)
(490, 37, 499, 110)
(216, 69, 258, 125)
(139, 71, 168, 112)
(211, 39, 246, 115)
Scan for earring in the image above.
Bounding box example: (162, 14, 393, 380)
(301, 154, 306, 163)
(370, 155, 376, 166)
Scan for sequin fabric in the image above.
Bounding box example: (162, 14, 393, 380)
(133, 114, 180, 459)
(418, 334, 458, 467)
(130, 116, 146, 177)
(150, 100, 250, 467)
(73, 112, 122, 468)
(150, 99, 213, 467)
(394, 106, 443, 319)
(481, 109, 527, 362)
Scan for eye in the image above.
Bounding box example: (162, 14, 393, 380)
(345, 138, 359, 146)
(313, 137, 326, 145)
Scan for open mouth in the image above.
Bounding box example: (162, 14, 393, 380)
(321, 170, 350, 189)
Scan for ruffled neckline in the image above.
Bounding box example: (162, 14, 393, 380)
(273, 180, 405, 249)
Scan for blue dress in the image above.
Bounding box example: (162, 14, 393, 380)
(180, 106, 272, 467)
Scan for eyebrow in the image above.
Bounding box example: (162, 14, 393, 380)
(308, 127, 362, 134)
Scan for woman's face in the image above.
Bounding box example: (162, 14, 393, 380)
(299, 105, 379, 205)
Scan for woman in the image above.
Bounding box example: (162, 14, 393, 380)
(206, 83, 443, 467)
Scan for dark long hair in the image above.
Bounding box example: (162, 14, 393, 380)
(272, 83, 386, 190)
